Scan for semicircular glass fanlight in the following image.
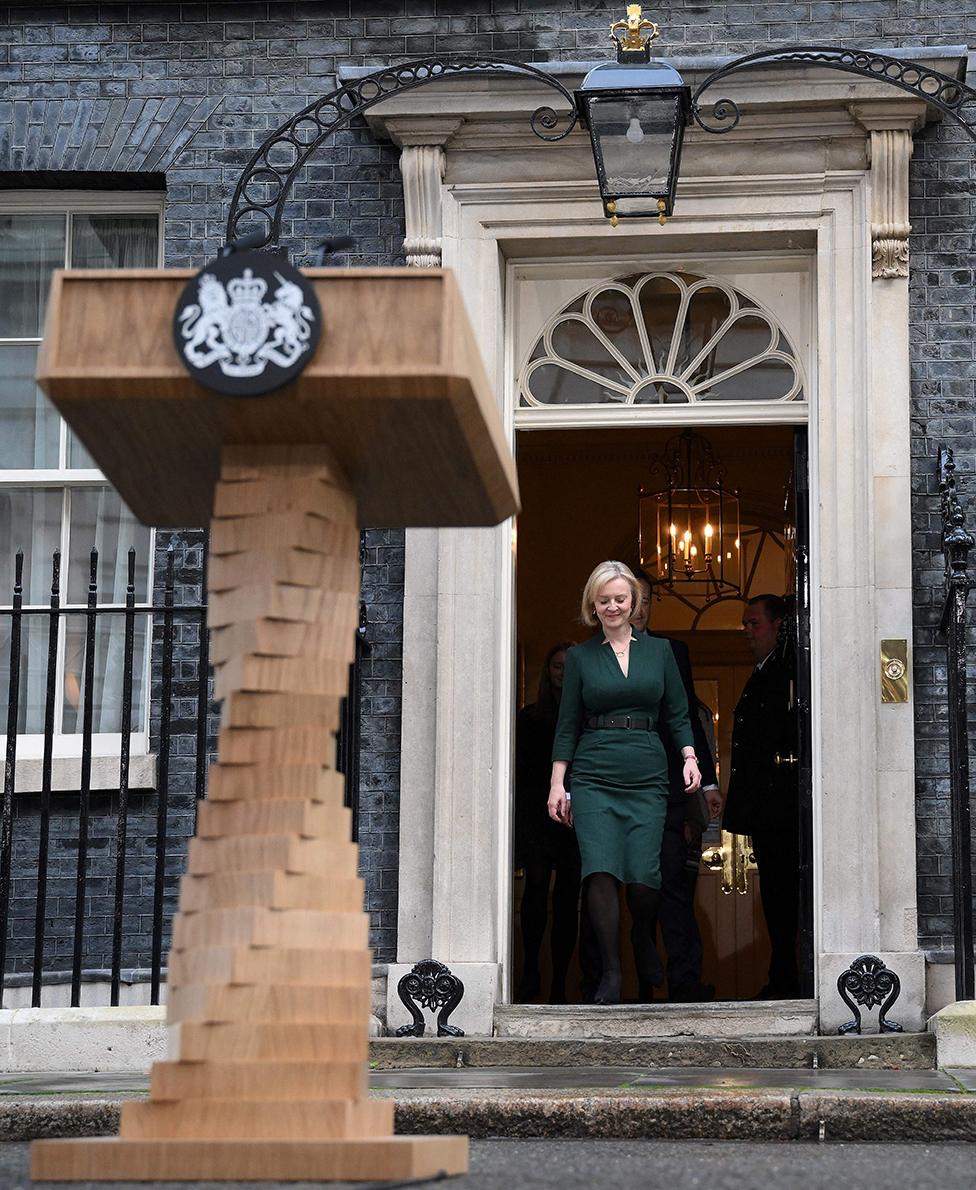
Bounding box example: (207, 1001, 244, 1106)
(519, 271, 804, 408)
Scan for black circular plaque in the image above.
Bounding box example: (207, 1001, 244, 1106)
(172, 249, 322, 397)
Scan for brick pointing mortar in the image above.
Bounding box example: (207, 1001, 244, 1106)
(0, 2, 972, 965)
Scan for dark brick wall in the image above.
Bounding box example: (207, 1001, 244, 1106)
(909, 117, 976, 953)
(357, 529, 405, 959)
(0, 0, 973, 962)
(9, 787, 166, 974)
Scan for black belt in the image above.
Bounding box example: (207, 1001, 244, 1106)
(585, 714, 654, 731)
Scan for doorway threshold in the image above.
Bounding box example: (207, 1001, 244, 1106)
(495, 1001, 819, 1039)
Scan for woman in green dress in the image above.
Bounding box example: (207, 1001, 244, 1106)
(548, 560, 700, 1004)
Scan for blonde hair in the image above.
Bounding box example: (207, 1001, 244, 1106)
(580, 560, 642, 628)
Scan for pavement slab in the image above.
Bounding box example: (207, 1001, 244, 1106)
(2, 1067, 975, 1144)
(946, 1067, 976, 1091)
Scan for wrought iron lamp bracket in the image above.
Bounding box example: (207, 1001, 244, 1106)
(226, 55, 579, 251)
(690, 46, 976, 140)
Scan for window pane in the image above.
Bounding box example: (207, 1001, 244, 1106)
(66, 487, 151, 605)
(675, 286, 734, 377)
(638, 276, 683, 374)
(70, 214, 158, 269)
(590, 287, 644, 373)
(62, 487, 152, 735)
(0, 489, 61, 733)
(700, 358, 799, 402)
(524, 362, 624, 405)
(0, 487, 62, 605)
(589, 96, 678, 196)
(0, 215, 65, 338)
(0, 618, 55, 734)
(0, 344, 61, 469)
(66, 431, 97, 470)
(688, 314, 776, 389)
(550, 319, 632, 388)
(62, 614, 148, 734)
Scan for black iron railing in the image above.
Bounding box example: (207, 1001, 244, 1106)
(0, 545, 210, 1008)
(335, 533, 370, 843)
(336, 600, 368, 844)
(1, 542, 365, 1009)
(938, 446, 976, 1001)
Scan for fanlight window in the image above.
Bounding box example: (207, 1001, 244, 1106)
(519, 272, 805, 407)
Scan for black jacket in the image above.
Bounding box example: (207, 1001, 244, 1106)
(723, 650, 798, 836)
(649, 632, 717, 804)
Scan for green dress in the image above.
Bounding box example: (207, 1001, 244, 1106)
(551, 631, 693, 889)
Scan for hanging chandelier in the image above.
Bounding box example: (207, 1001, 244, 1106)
(638, 429, 742, 600)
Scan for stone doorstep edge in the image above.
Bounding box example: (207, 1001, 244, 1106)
(369, 1034, 937, 1070)
(3, 1091, 975, 1143)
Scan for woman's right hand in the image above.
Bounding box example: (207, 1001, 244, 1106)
(548, 786, 572, 827)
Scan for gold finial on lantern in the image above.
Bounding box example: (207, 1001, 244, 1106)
(610, 5, 659, 57)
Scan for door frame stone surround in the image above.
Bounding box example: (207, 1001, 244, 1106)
(346, 50, 967, 1034)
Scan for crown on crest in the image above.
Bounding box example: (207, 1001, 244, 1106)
(227, 268, 267, 304)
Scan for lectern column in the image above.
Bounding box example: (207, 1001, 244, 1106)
(32, 446, 468, 1181)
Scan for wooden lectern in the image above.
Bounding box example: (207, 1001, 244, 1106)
(30, 267, 518, 1182)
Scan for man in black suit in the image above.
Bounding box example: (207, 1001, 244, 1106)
(633, 572, 721, 1003)
(723, 594, 800, 999)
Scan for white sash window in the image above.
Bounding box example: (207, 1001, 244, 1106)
(0, 194, 162, 754)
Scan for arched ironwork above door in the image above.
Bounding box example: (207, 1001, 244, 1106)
(518, 271, 806, 409)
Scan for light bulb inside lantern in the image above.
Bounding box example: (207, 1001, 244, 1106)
(626, 116, 645, 145)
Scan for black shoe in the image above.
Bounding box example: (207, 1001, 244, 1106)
(593, 971, 622, 1005)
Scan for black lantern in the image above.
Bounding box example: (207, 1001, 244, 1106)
(575, 5, 691, 226)
(639, 429, 742, 602)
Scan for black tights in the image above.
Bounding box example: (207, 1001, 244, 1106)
(586, 872, 661, 1004)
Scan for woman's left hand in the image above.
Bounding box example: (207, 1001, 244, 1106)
(683, 757, 701, 794)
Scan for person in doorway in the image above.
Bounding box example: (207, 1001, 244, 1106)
(631, 570, 722, 1003)
(723, 593, 801, 1000)
(548, 560, 700, 1005)
(514, 641, 581, 1003)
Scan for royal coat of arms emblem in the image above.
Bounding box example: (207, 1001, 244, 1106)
(172, 250, 322, 396)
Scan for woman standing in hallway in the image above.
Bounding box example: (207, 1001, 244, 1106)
(548, 560, 700, 1005)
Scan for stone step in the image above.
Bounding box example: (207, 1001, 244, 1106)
(494, 1000, 820, 1040)
(369, 1033, 936, 1071)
